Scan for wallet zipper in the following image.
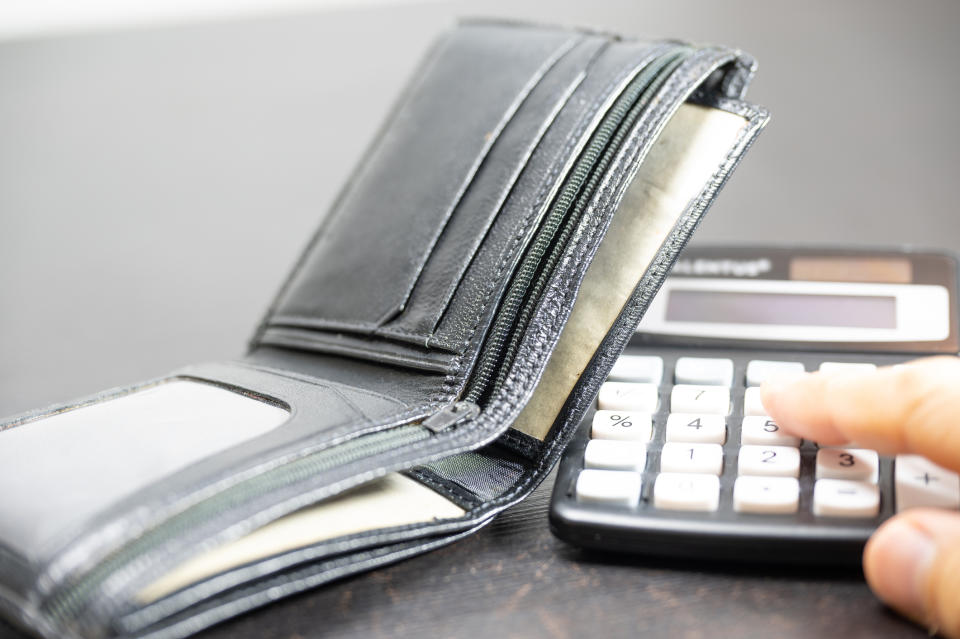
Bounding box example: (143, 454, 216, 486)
(464, 47, 691, 406)
(45, 421, 443, 624)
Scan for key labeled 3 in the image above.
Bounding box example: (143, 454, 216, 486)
(816, 448, 879, 483)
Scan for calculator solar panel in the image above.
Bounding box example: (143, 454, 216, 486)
(549, 247, 960, 564)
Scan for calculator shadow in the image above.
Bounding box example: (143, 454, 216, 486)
(560, 545, 865, 581)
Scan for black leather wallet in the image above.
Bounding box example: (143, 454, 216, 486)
(0, 20, 768, 639)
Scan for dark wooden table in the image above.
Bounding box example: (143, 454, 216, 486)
(1, 1, 957, 637)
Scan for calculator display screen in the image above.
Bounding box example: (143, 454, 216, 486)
(664, 290, 897, 329)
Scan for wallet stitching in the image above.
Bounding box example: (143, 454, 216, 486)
(256, 329, 458, 373)
(403, 468, 483, 509)
(229, 361, 409, 410)
(374, 37, 608, 344)
(246, 29, 455, 350)
(439, 43, 674, 404)
(370, 33, 585, 328)
(256, 32, 584, 338)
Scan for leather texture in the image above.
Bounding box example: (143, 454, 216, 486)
(0, 20, 767, 639)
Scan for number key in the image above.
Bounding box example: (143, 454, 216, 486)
(598, 382, 659, 412)
(665, 413, 726, 444)
(660, 442, 724, 475)
(740, 416, 800, 447)
(816, 448, 879, 483)
(738, 445, 800, 478)
(670, 385, 730, 415)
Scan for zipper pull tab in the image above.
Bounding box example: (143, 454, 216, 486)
(422, 401, 480, 433)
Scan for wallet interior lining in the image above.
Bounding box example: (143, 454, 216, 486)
(512, 100, 749, 440)
(135, 101, 749, 606)
(137, 473, 464, 603)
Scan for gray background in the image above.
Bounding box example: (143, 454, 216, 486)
(0, 3, 957, 638)
(2, 0, 958, 417)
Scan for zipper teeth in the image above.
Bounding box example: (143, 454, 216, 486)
(47, 424, 430, 624)
(465, 48, 690, 404)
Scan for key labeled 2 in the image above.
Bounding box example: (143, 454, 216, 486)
(738, 445, 800, 478)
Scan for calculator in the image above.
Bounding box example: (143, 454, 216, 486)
(549, 245, 960, 564)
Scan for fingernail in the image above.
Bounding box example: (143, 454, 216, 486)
(866, 519, 936, 619)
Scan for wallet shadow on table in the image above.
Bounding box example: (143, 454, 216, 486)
(0, 19, 768, 639)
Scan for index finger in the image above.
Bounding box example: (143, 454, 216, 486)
(760, 356, 960, 473)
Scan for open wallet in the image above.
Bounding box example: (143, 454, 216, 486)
(0, 20, 768, 639)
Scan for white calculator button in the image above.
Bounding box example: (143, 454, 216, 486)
(665, 413, 726, 444)
(584, 439, 647, 472)
(745, 360, 806, 387)
(598, 382, 659, 412)
(576, 469, 642, 506)
(733, 476, 800, 514)
(670, 385, 730, 415)
(895, 455, 960, 512)
(608, 355, 663, 385)
(813, 479, 880, 517)
(816, 448, 879, 483)
(660, 443, 724, 475)
(591, 410, 652, 441)
(674, 357, 734, 386)
(653, 473, 720, 512)
(738, 445, 800, 478)
(742, 387, 767, 417)
(818, 362, 877, 375)
(740, 416, 800, 447)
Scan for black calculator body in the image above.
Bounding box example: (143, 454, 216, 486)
(549, 246, 960, 564)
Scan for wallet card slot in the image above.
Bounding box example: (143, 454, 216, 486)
(261, 23, 581, 337)
(371, 35, 611, 346)
(30, 362, 484, 630)
(426, 40, 679, 355)
(462, 48, 692, 405)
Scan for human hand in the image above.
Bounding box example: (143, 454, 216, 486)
(761, 356, 960, 637)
